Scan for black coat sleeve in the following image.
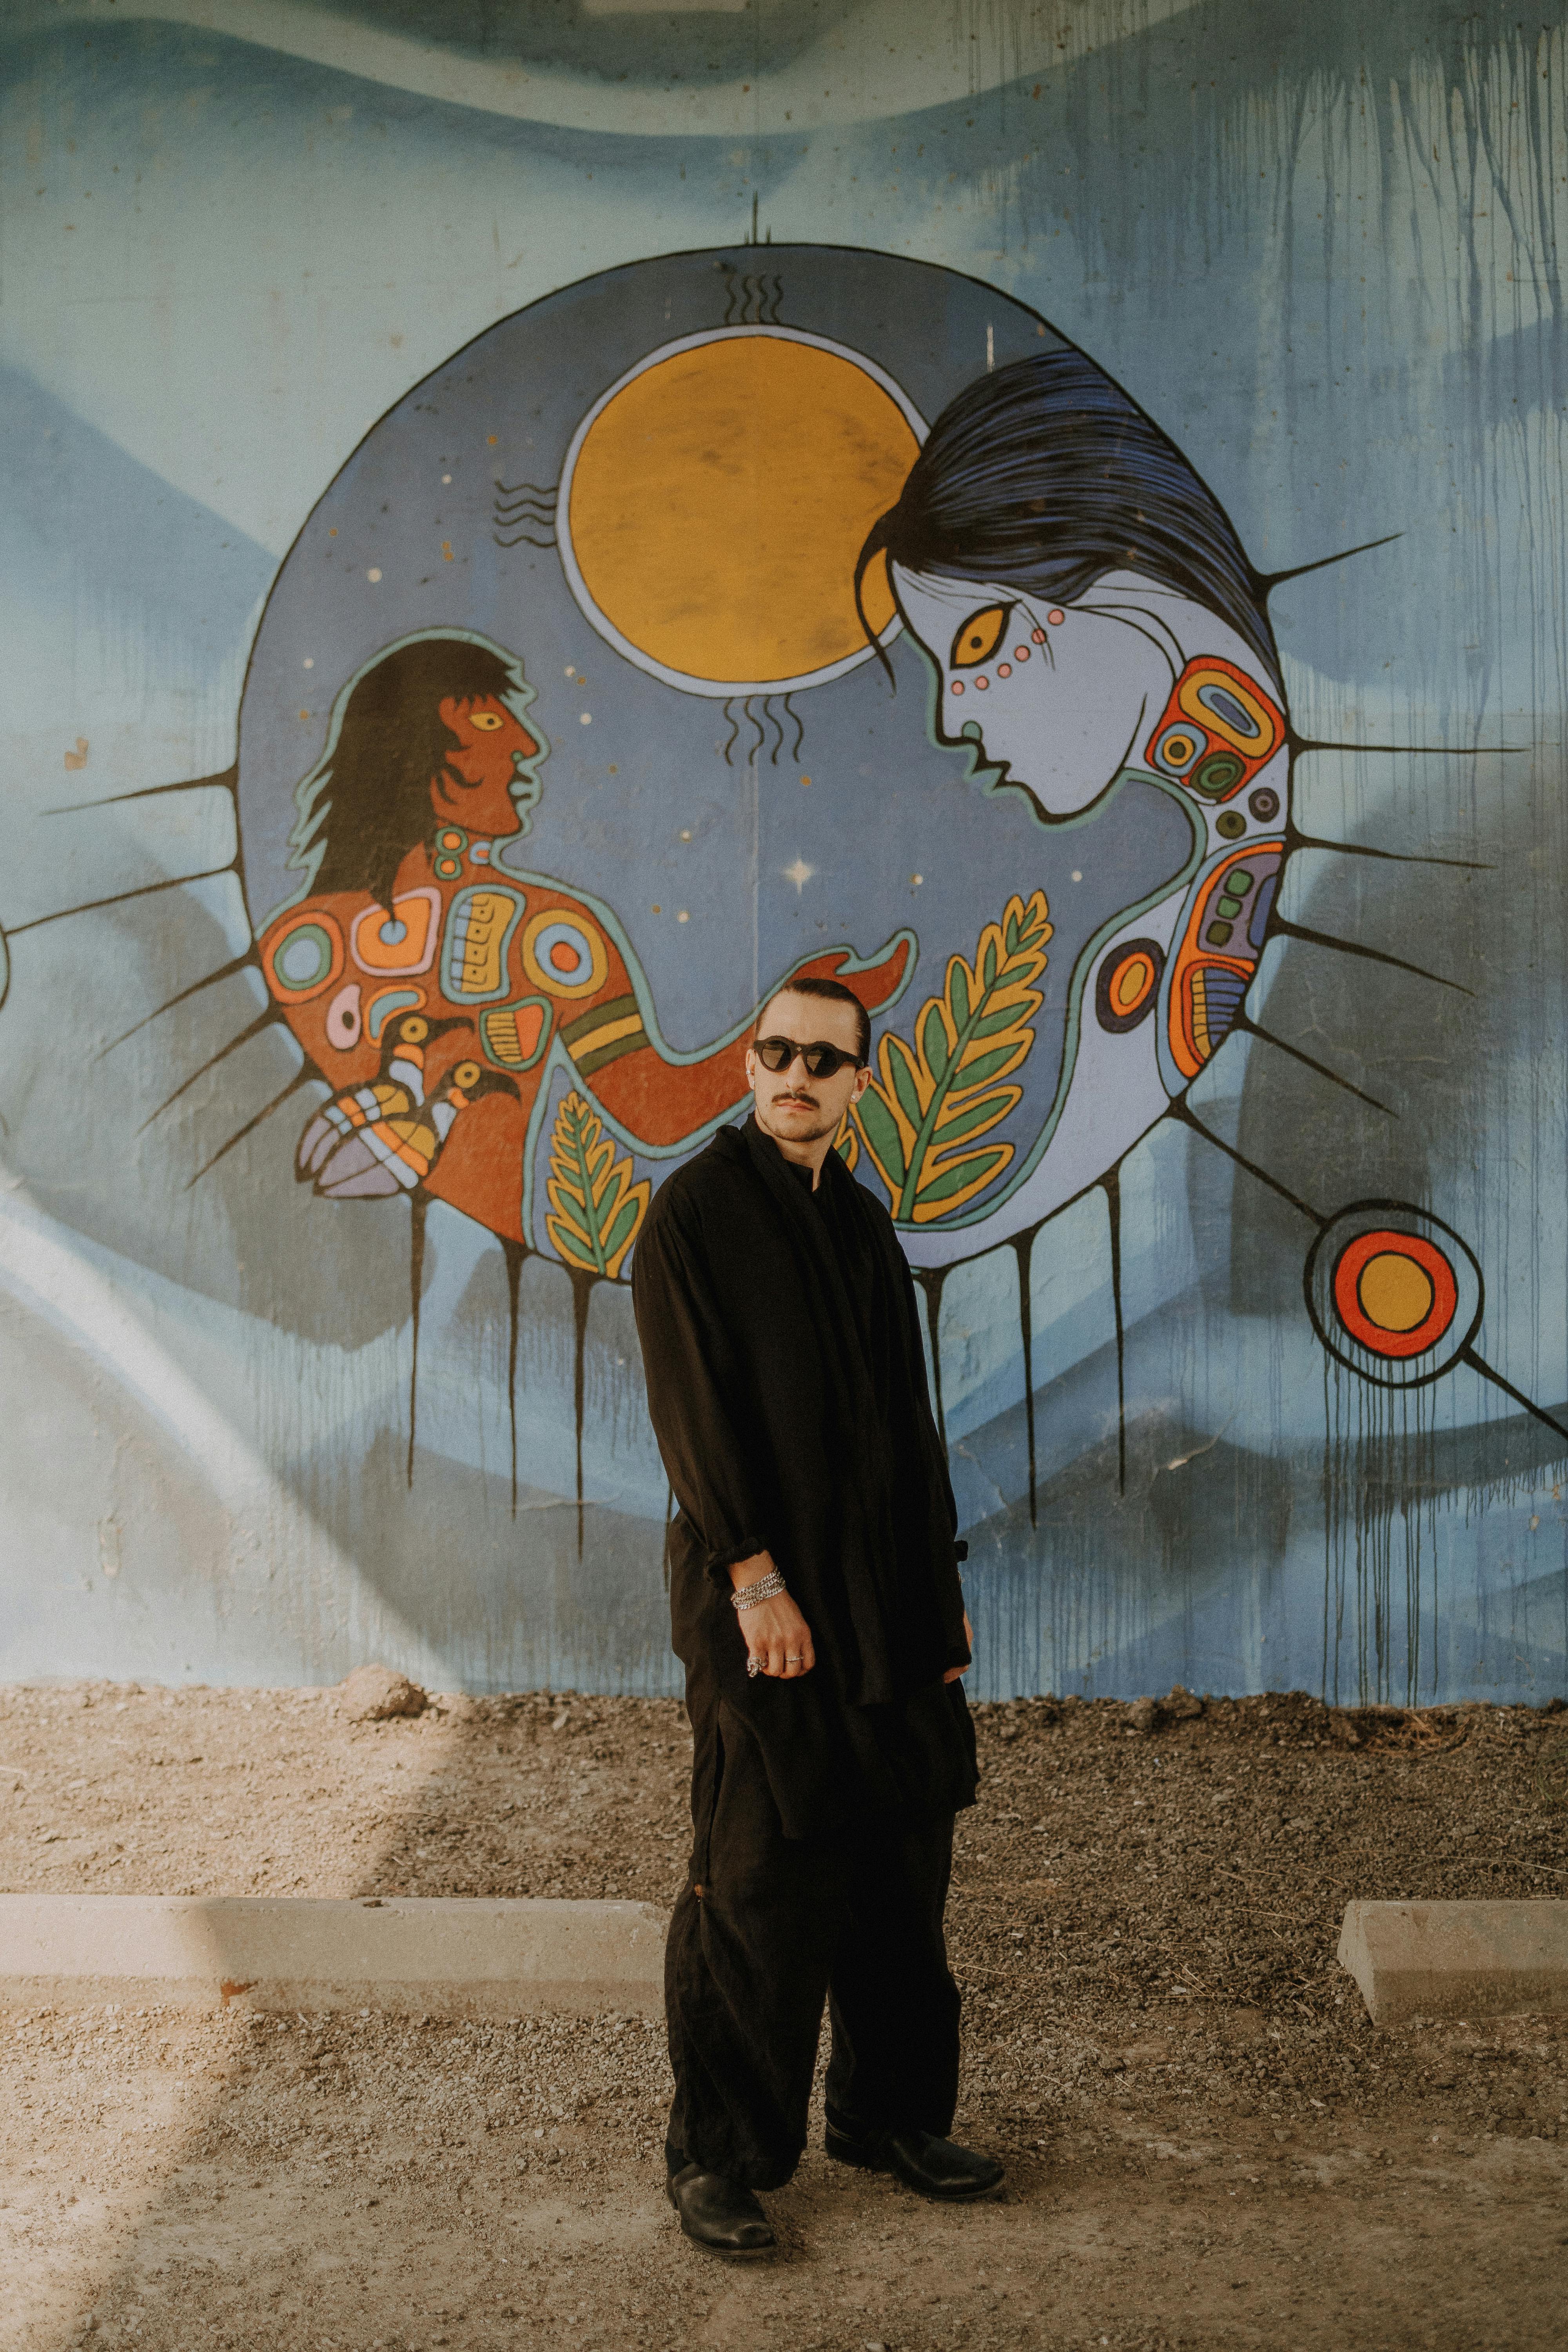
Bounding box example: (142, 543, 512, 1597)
(631, 1190, 780, 1589)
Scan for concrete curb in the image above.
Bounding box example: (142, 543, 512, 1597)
(1338, 1899, 1568, 2024)
(0, 1896, 668, 2018)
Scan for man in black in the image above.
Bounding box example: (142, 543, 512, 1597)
(632, 975, 1003, 2256)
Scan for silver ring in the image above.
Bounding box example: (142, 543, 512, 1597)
(786, 1653, 804, 1663)
(746, 1655, 760, 1678)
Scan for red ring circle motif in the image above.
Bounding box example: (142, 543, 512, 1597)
(1330, 1229, 1459, 1360)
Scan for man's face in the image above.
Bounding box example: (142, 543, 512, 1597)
(746, 989, 870, 1149)
(431, 693, 540, 836)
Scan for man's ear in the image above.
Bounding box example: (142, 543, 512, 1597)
(851, 1063, 871, 1101)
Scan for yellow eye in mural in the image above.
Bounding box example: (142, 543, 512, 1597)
(398, 1015, 430, 1043)
(950, 605, 1010, 669)
(467, 711, 505, 732)
(452, 1060, 482, 1089)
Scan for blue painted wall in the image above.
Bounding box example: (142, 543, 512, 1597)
(2, 0, 1564, 1705)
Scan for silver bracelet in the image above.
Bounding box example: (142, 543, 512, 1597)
(731, 1568, 787, 1611)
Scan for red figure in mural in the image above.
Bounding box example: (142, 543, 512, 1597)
(258, 634, 910, 1247)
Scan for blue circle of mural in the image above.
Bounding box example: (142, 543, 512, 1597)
(236, 246, 1290, 1272)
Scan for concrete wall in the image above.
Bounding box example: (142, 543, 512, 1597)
(3, 0, 1565, 1706)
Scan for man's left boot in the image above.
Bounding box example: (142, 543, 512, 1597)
(824, 2117, 1005, 2201)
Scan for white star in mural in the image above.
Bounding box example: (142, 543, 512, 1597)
(783, 857, 815, 892)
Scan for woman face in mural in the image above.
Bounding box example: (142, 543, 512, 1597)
(860, 348, 1283, 828)
(433, 693, 540, 836)
(889, 568, 1178, 817)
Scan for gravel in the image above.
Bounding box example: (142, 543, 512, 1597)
(2, 1679, 1564, 2350)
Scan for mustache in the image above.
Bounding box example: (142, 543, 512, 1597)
(773, 1089, 820, 1107)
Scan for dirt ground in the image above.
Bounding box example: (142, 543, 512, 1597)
(3, 1679, 1566, 2352)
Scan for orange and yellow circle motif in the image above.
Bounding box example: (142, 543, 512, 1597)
(1095, 937, 1165, 1035)
(1331, 1229, 1459, 1360)
(559, 328, 924, 695)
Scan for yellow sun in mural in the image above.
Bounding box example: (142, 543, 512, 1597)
(558, 327, 924, 696)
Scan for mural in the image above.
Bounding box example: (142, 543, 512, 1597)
(223, 245, 1551, 1559)
(3, 2, 1566, 1709)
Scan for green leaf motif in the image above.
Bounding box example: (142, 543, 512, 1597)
(850, 889, 1053, 1227)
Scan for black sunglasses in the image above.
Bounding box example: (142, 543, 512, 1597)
(753, 1035, 865, 1079)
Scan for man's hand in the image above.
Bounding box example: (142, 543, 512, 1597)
(730, 1553, 816, 1679)
(943, 1611, 975, 1685)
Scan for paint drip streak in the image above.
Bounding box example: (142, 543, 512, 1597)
(1011, 1225, 1040, 1529)
(1103, 1172, 1126, 1498)
(407, 1195, 428, 1490)
(501, 1239, 525, 1518)
(1322, 1363, 1439, 1706)
(570, 1268, 594, 1559)
(914, 1267, 949, 1458)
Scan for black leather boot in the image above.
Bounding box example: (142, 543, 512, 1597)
(824, 2119, 1005, 2201)
(666, 2161, 777, 2255)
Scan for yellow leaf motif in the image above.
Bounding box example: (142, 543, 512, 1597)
(544, 1090, 651, 1280)
(851, 890, 1052, 1225)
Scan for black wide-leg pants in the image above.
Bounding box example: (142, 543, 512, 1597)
(665, 1697, 961, 2191)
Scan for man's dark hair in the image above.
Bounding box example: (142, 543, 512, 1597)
(760, 976, 871, 1067)
(293, 635, 529, 911)
(855, 347, 1279, 690)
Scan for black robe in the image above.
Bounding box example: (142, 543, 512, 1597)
(631, 1114, 977, 1838)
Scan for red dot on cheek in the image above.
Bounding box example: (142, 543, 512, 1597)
(1014, 646, 1030, 661)
(1031, 628, 1046, 644)
(951, 681, 965, 696)
(1047, 608, 1065, 626)
(996, 662, 1011, 678)
(974, 675, 989, 690)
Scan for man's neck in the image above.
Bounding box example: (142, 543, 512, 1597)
(756, 1116, 830, 1190)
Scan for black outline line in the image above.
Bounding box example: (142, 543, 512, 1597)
(136, 1007, 278, 1133)
(1286, 829, 1493, 872)
(1011, 1225, 1040, 1528)
(1289, 732, 1530, 759)
(1256, 532, 1403, 590)
(570, 1266, 595, 1559)
(502, 1236, 526, 1519)
(6, 868, 235, 936)
(1102, 1170, 1127, 1497)
(407, 1195, 428, 1487)
(1270, 917, 1474, 996)
(98, 950, 261, 1060)
(186, 1066, 311, 1190)
(1169, 1098, 1327, 1229)
(1234, 1012, 1394, 1116)
(43, 765, 240, 818)
(1460, 1347, 1568, 1447)
(913, 1266, 949, 1457)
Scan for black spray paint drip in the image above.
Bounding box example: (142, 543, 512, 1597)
(501, 1237, 527, 1518)
(1321, 1360, 1441, 1706)
(406, 1194, 428, 1489)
